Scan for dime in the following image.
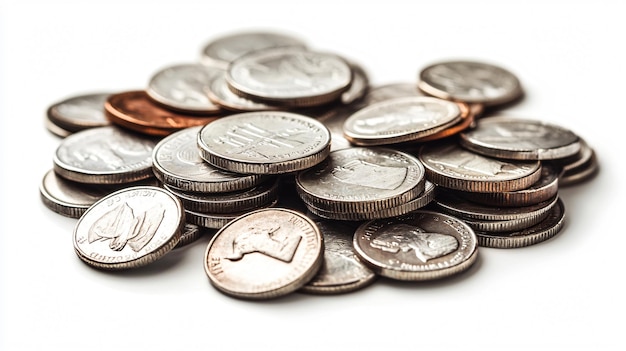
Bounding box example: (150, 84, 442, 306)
(458, 116, 581, 160)
(342, 96, 465, 145)
(418, 60, 523, 106)
(197, 111, 331, 174)
(296, 147, 426, 213)
(226, 47, 352, 107)
(300, 218, 376, 294)
(417, 141, 542, 192)
(353, 210, 478, 281)
(104, 90, 222, 136)
(201, 30, 307, 70)
(152, 126, 264, 192)
(146, 63, 224, 114)
(53, 125, 158, 184)
(204, 208, 324, 299)
(46, 92, 111, 132)
(73, 186, 185, 270)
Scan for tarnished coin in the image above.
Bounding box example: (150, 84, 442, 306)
(204, 208, 324, 299)
(104, 90, 222, 136)
(226, 47, 352, 107)
(296, 147, 425, 213)
(146, 63, 224, 114)
(459, 116, 581, 160)
(418, 60, 523, 106)
(152, 126, 264, 193)
(300, 218, 376, 294)
(476, 197, 565, 248)
(201, 30, 307, 70)
(353, 210, 478, 281)
(342, 96, 465, 145)
(53, 126, 158, 184)
(46, 92, 111, 132)
(418, 141, 542, 193)
(73, 186, 185, 270)
(197, 111, 331, 174)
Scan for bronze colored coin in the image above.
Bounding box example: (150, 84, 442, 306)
(104, 90, 223, 136)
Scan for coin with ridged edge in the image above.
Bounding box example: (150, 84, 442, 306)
(204, 207, 324, 299)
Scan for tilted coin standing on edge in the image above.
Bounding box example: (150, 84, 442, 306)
(46, 92, 112, 133)
(204, 208, 324, 299)
(458, 116, 581, 160)
(73, 186, 185, 270)
(197, 111, 331, 174)
(418, 60, 523, 107)
(353, 210, 478, 281)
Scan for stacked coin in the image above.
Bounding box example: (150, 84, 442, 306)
(45, 92, 112, 137)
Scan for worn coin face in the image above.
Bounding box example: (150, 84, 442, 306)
(226, 47, 352, 107)
(46, 92, 111, 132)
(73, 186, 185, 270)
(197, 111, 331, 174)
(353, 210, 478, 281)
(459, 116, 581, 160)
(146, 63, 224, 114)
(53, 126, 157, 184)
(204, 208, 324, 299)
(418, 60, 522, 106)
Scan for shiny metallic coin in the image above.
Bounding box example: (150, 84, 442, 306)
(296, 147, 425, 213)
(417, 102, 479, 142)
(45, 117, 73, 138)
(418, 60, 523, 106)
(204, 208, 324, 299)
(559, 147, 599, 186)
(460, 210, 551, 233)
(226, 47, 352, 107)
(163, 177, 279, 213)
(341, 61, 370, 105)
(152, 126, 264, 192)
(361, 82, 425, 107)
(476, 197, 565, 248)
(343, 96, 465, 146)
(197, 111, 331, 174)
(174, 223, 210, 249)
(459, 116, 581, 160)
(185, 199, 278, 229)
(550, 138, 593, 173)
(73, 186, 185, 270)
(312, 104, 357, 151)
(300, 218, 376, 294)
(205, 71, 280, 112)
(146, 63, 224, 114)
(46, 92, 111, 132)
(353, 210, 478, 281)
(418, 141, 542, 192)
(53, 126, 157, 184)
(104, 90, 222, 136)
(200, 30, 307, 70)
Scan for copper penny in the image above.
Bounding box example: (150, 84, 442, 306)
(104, 90, 223, 136)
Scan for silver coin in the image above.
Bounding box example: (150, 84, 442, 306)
(418, 141, 542, 192)
(459, 116, 581, 160)
(361, 82, 425, 107)
(146, 63, 224, 114)
(300, 218, 376, 294)
(152, 126, 264, 192)
(73, 186, 185, 270)
(185, 199, 279, 229)
(341, 61, 370, 105)
(204, 208, 324, 299)
(200, 30, 307, 70)
(418, 60, 523, 106)
(174, 223, 209, 249)
(53, 126, 158, 184)
(46, 92, 111, 132)
(559, 147, 599, 186)
(205, 71, 280, 112)
(343, 96, 464, 145)
(197, 111, 331, 174)
(353, 210, 478, 281)
(226, 47, 352, 107)
(45, 117, 73, 138)
(296, 147, 425, 213)
(476, 197, 565, 248)
(313, 104, 357, 152)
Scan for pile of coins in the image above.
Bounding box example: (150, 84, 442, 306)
(41, 30, 598, 299)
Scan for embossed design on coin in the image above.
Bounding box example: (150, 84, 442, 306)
(370, 224, 458, 263)
(225, 224, 301, 262)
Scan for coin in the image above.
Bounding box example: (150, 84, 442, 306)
(360, 82, 425, 107)
(46, 92, 111, 132)
(104, 90, 222, 136)
(340, 61, 370, 105)
(45, 117, 73, 138)
(53, 125, 158, 184)
(73, 186, 185, 270)
(146, 63, 224, 114)
(185, 198, 278, 229)
(174, 223, 209, 249)
(459, 116, 581, 160)
(197, 111, 331, 174)
(353, 210, 478, 281)
(418, 60, 523, 106)
(205, 71, 281, 112)
(226, 47, 352, 107)
(204, 208, 324, 299)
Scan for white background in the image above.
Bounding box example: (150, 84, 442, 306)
(1, 1, 625, 350)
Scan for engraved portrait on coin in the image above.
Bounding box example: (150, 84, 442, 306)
(370, 223, 459, 263)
